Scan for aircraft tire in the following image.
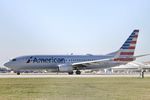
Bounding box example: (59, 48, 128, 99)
(17, 72, 20, 75)
(76, 70, 81, 75)
(68, 71, 74, 75)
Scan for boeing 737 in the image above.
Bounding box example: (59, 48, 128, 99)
(4, 29, 147, 75)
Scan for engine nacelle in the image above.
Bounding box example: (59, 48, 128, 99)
(58, 64, 73, 72)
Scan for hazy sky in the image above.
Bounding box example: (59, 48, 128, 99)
(0, 0, 150, 66)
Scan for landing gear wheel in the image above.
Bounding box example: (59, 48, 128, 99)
(76, 70, 81, 75)
(17, 72, 20, 75)
(68, 71, 74, 75)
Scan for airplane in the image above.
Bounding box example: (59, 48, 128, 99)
(4, 29, 148, 75)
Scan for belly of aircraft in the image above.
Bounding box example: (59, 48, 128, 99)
(10, 63, 58, 70)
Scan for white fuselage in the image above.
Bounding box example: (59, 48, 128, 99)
(4, 55, 122, 71)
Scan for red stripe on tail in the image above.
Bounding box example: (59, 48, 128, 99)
(130, 41, 136, 44)
(128, 46, 135, 49)
(134, 35, 138, 38)
(114, 58, 134, 61)
(120, 52, 134, 55)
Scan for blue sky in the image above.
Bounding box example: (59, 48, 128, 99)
(0, 0, 150, 66)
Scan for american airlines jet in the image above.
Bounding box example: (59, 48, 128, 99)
(4, 30, 147, 75)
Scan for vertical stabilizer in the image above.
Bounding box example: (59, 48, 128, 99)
(113, 29, 139, 62)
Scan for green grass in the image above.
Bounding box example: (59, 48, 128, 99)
(0, 77, 150, 100)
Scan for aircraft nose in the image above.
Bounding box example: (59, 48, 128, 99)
(4, 62, 11, 67)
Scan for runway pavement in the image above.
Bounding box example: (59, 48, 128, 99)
(0, 73, 150, 78)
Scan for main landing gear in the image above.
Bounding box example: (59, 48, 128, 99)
(68, 70, 81, 75)
(68, 71, 74, 75)
(75, 70, 81, 75)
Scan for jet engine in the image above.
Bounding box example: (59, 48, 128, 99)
(58, 64, 73, 72)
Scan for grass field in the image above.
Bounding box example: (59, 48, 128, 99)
(0, 77, 150, 100)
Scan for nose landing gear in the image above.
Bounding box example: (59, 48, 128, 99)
(17, 72, 20, 75)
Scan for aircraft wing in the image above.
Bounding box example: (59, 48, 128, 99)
(72, 58, 113, 68)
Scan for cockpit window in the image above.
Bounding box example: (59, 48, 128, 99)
(12, 59, 16, 61)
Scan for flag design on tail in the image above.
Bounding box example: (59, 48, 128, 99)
(114, 29, 139, 62)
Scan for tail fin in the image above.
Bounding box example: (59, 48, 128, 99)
(113, 29, 139, 62)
